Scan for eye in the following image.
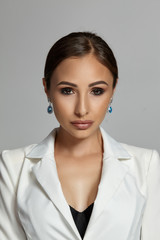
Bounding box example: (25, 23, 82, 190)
(60, 88, 74, 95)
(91, 88, 105, 96)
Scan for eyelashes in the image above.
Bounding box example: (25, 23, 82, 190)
(60, 88, 74, 95)
(92, 88, 105, 96)
(60, 87, 105, 96)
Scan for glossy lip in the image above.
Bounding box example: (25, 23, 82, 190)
(71, 120, 94, 124)
(71, 120, 94, 130)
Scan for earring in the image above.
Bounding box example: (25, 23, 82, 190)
(47, 98, 53, 114)
(108, 98, 113, 113)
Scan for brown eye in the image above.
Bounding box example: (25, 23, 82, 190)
(91, 88, 104, 96)
(61, 88, 74, 95)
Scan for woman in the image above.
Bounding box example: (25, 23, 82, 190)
(0, 32, 160, 240)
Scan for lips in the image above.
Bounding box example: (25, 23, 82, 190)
(71, 120, 94, 130)
(71, 120, 93, 124)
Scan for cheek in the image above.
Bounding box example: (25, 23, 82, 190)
(95, 103, 108, 119)
(90, 95, 111, 121)
(90, 95, 110, 110)
(52, 98, 73, 118)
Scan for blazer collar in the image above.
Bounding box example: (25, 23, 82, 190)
(26, 128, 57, 159)
(26, 126, 131, 160)
(24, 126, 132, 239)
(100, 127, 131, 160)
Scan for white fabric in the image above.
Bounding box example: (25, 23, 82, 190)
(0, 126, 160, 240)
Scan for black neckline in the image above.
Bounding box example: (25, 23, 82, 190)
(69, 202, 94, 239)
(69, 202, 94, 214)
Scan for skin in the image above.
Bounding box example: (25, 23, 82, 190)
(43, 54, 117, 211)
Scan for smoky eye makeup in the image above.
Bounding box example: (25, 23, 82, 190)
(59, 87, 105, 96)
(91, 87, 105, 96)
(60, 87, 74, 95)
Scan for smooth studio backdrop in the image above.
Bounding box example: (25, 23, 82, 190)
(0, 0, 160, 152)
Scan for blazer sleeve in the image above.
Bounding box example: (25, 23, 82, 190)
(141, 150, 160, 240)
(0, 149, 27, 240)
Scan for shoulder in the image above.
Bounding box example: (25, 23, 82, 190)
(1, 143, 37, 165)
(121, 142, 159, 161)
(101, 126, 159, 162)
(0, 144, 37, 185)
(120, 142, 160, 177)
(121, 143, 153, 158)
(0, 127, 57, 183)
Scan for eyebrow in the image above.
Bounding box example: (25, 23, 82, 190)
(56, 80, 108, 87)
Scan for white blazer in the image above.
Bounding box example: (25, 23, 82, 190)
(0, 126, 160, 240)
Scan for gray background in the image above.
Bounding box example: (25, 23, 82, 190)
(0, 0, 160, 152)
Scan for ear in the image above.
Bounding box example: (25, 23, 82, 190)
(42, 78, 49, 97)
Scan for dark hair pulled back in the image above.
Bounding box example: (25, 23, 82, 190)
(44, 32, 118, 90)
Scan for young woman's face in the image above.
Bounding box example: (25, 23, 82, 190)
(44, 54, 116, 139)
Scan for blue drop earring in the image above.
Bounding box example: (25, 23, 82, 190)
(108, 106, 112, 113)
(108, 98, 113, 113)
(47, 98, 53, 114)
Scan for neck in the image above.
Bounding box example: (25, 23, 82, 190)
(54, 126, 103, 157)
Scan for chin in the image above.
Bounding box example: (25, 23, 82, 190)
(72, 130, 92, 138)
(61, 124, 100, 140)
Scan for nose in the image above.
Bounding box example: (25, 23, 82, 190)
(74, 94, 89, 117)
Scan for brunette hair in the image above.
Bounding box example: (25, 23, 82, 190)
(44, 31, 118, 90)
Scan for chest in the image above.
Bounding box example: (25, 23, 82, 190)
(54, 153, 103, 212)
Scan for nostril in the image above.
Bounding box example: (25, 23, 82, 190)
(75, 110, 89, 117)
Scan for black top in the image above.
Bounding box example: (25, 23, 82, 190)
(69, 203, 94, 239)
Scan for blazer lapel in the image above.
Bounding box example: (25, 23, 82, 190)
(86, 127, 132, 231)
(86, 155, 130, 230)
(26, 128, 81, 239)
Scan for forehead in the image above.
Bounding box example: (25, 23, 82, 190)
(51, 54, 113, 84)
